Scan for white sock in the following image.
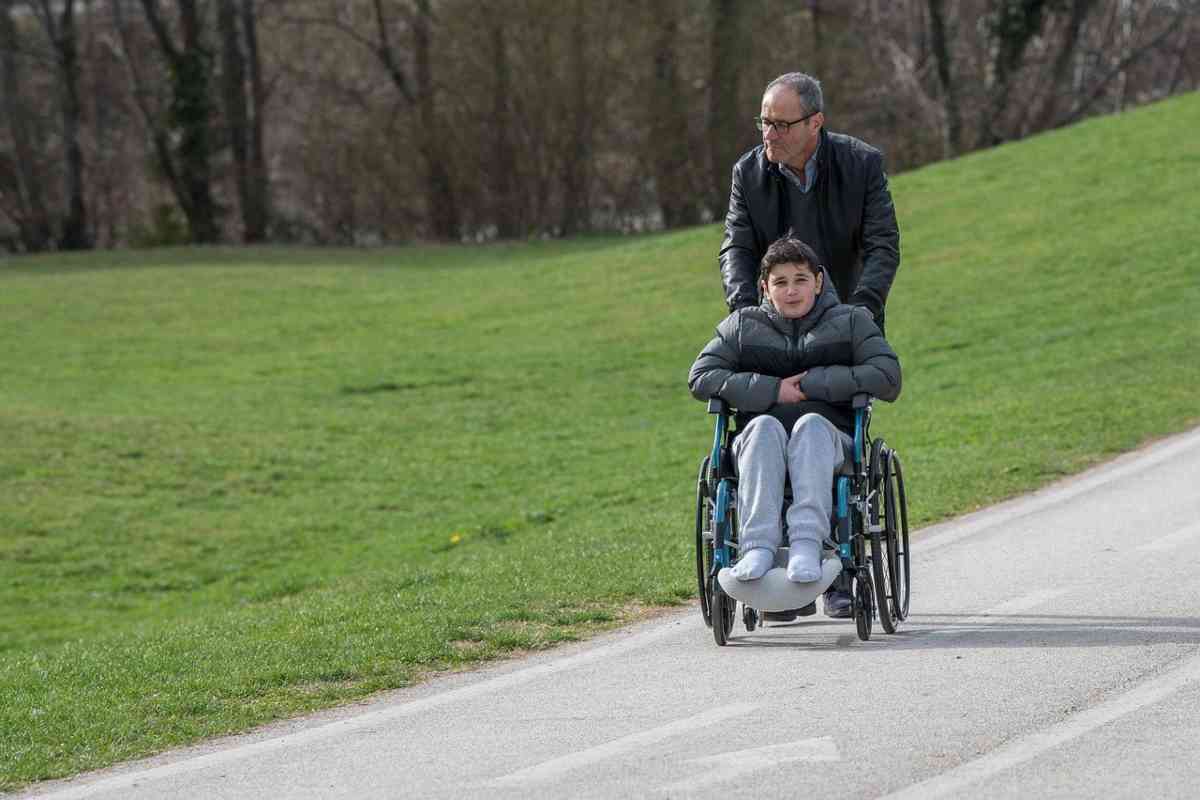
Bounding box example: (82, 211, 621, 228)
(731, 547, 775, 581)
(787, 540, 822, 583)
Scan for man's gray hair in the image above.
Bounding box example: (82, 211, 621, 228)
(764, 72, 823, 114)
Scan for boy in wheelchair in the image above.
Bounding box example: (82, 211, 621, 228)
(688, 236, 901, 617)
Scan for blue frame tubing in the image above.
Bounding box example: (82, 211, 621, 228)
(837, 396, 871, 569)
(706, 399, 735, 570)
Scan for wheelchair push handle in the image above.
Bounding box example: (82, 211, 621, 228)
(707, 397, 730, 415)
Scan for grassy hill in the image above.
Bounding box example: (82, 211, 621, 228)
(2, 91, 1198, 789)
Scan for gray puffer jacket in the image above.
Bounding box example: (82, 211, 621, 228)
(688, 270, 901, 434)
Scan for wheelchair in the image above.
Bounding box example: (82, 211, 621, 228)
(694, 394, 910, 645)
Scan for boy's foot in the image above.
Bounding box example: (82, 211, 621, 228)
(731, 547, 774, 581)
(786, 542, 823, 583)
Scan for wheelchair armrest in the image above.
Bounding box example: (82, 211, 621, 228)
(852, 393, 873, 409)
(707, 397, 730, 415)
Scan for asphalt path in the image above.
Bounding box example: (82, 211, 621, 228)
(22, 427, 1200, 799)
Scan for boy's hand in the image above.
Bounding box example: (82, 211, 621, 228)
(776, 372, 808, 404)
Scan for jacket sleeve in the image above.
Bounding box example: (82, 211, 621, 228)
(688, 314, 781, 411)
(718, 161, 761, 313)
(848, 150, 900, 321)
(799, 308, 901, 403)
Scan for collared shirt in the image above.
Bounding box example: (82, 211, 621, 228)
(779, 138, 821, 193)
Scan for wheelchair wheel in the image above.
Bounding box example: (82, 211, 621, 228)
(884, 451, 911, 622)
(694, 457, 713, 627)
(853, 567, 874, 641)
(869, 524, 898, 634)
(868, 444, 899, 634)
(743, 604, 758, 632)
(711, 578, 736, 646)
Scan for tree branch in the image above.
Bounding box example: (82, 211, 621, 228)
(139, 0, 180, 65)
(1060, 9, 1186, 125)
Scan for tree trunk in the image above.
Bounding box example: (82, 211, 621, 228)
(0, 0, 53, 251)
(219, 0, 252, 242)
(558, 0, 592, 236)
(977, 0, 1053, 148)
(53, 1, 91, 249)
(241, 0, 269, 242)
(708, 0, 744, 220)
(139, 0, 219, 243)
(926, 0, 962, 157)
(487, 15, 520, 239)
(650, 4, 696, 229)
(809, 0, 827, 79)
(1027, 0, 1097, 133)
(413, 0, 459, 241)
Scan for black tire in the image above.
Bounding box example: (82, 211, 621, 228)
(712, 578, 736, 646)
(869, 443, 899, 635)
(743, 604, 758, 632)
(870, 524, 898, 634)
(695, 457, 713, 627)
(884, 451, 911, 622)
(854, 568, 874, 642)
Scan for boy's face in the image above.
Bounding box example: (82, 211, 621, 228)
(762, 262, 822, 319)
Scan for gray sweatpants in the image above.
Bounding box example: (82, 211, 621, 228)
(731, 413, 852, 555)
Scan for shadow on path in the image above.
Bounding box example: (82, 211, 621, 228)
(721, 612, 1200, 651)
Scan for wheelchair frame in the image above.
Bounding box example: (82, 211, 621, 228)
(694, 394, 910, 645)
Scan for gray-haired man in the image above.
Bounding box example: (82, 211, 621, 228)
(719, 72, 900, 331)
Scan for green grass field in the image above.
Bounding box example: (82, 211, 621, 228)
(2, 92, 1199, 790)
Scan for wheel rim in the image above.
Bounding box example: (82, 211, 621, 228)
(887, 452, 911, 621)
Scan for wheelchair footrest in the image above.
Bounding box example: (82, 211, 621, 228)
(717, 557, 842, 613)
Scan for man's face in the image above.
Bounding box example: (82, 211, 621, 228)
(761, 262, 822, 319)
(760, 86, 823, 170)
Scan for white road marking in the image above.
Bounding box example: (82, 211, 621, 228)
(1137, 520, 1200, 553)
(879, 649, 1200, 800)
(923, 589, 1069, 637)
(485, 703, 761, 787)
(914, 428, 1200, 555)
(661, 736, 840, 793)
(29, 616, 695, 800)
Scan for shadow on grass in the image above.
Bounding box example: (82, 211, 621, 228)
(720, 613, 1200, 651)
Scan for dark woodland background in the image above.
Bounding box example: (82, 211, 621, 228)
(1, 0, 1196, 252)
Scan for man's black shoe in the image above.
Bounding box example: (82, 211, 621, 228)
(762, 602, 816, 622)
(823, 589, 853, 618)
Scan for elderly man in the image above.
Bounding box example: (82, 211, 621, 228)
(719, 72, 900, 330)
(718, 72, 901, 619)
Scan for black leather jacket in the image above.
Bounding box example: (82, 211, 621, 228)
(718, 129, 900, 325)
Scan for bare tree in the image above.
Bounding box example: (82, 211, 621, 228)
(926, 0, 964, 156)
(647, 1, 699, 228)
(31, 0, 91, 249)
(114, 0, 220, 243)
(1056, 0, 1193, 125)
(218, 0, 270, 242)
(707, 0, 746, 220)
(482, 7, 520, 238)
(284, 0, 460, 240)
(0, 0, 54, 251)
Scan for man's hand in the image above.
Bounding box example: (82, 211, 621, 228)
(776, 372, 808, 404)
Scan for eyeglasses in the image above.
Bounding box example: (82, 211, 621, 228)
(754, 110, 820, 134)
